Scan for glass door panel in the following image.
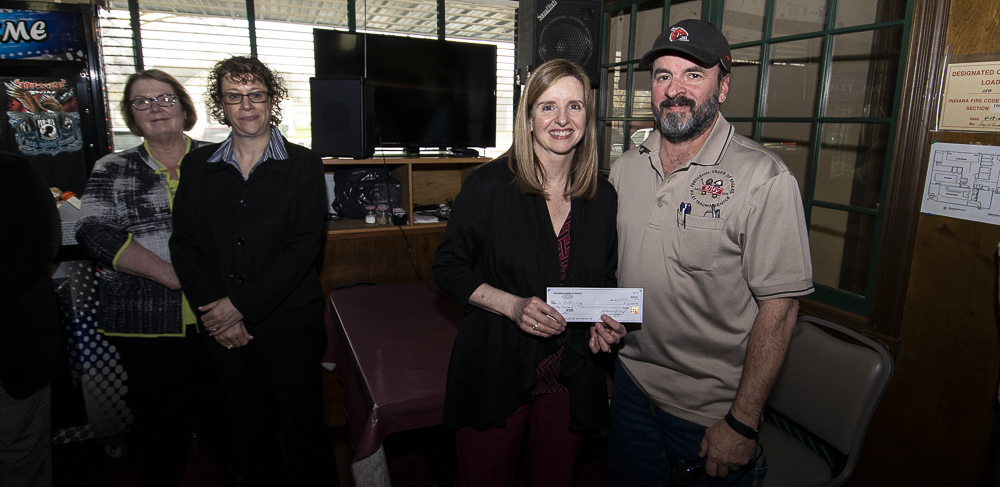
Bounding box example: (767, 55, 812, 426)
(723, 45, 761, 119)
(763, 38, 823, 118)
(816, 123, 889, 209)
(722, 0, 765, 44)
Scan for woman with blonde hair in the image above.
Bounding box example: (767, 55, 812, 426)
(434, 59, 626, 486)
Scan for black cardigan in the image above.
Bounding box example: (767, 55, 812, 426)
(433, 158, 618, 432)
(169, 140, 326, 324)
(0, 152, 64, 399)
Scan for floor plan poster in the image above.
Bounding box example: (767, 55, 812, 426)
(921, 142, 1000, 225)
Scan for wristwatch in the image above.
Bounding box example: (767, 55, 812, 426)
(724, 411, 759, 440)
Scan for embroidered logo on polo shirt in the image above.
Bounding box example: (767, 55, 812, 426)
(689, 170, 735, 214)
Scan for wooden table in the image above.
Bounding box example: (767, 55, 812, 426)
(323, 280, 461, 486)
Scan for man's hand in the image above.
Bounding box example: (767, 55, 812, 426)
(589, 314, 626, 353)
(697, 297, 796, 477)
(698, 418, 756, 478)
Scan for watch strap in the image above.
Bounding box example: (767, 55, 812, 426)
(724, 411, 759, 440)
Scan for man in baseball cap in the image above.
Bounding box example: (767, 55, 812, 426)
(603, 18, 814, 486)
(638, 18, 732, 72)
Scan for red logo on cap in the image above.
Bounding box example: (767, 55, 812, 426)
(669, 26, 690, 42)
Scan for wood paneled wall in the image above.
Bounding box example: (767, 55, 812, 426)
(850, 0, 1000, 484)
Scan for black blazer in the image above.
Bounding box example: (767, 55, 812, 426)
(169, 140, 326, 324)
(0, 152, 64, 399)
(433, 158, 618, 432)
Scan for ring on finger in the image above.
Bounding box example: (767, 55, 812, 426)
(226, 344, 233, 349)
(531, 322, 539, 332)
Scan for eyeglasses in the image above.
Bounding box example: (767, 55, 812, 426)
(129, 93, 177, 110)
(222, 91, 271, 105)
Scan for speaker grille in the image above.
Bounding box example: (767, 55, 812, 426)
(310, 78, 373, 159)
(537, 15, 593, 66)
(517, 0, 600, 84)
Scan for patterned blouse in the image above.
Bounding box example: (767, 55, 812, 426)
(534, 213, 571, 395)
(75, 138, 210, 336)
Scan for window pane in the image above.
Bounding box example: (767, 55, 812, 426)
(764, 38, 823, 118)
(835, 0, 906, 28)
(634, 1, 664, 61)
(444, 0, 516, 43)
(444, 1, 517, 157)
(730, 121, 753, 138)
(630, 70, 652, 118)
(816, 123, 888, 208)
(604, 66, 627, 118)
(772, 0, 826, 38)
(723, 46, 761, 119)
(760, 122, 813, 196)
(810, 207, 847, 290)
(136, 4, 251, 143)
(254, 0, 349, 28)
(138, 0, 249, 18)
(827, 27, 902, 118)
(253, 20, 314, 147)
(493, 43, 516, 156)
(722, 0, 765, 44)
(357, 0, 439, 37)
(809, 206, 874, 296)
(668, 0, 701, 24)
(606, 8, 631, 64)
(99, 6, 140, 151)
(628, 120, 655, 149)
(602, 121, 626, 170)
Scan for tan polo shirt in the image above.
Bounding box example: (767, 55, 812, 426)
(609, 115, 813, 427)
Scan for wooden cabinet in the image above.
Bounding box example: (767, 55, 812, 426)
(319, 156, 487, 293)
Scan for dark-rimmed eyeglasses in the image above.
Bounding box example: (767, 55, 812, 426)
(129, 94, 177, 111)
(222, 91, 271, 105)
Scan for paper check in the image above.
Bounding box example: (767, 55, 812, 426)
(546, 287, 643, 323)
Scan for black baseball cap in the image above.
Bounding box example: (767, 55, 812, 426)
(637, 19, 731, 72)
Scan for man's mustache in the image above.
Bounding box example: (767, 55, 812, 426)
(660, 96, 696, 110)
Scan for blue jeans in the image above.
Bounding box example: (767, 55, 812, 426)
(606, 360, 756, 487)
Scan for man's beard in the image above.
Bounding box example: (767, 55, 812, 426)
(653, 87, 720, 144)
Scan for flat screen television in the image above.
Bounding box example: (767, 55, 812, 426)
(314, 29, 497, 154)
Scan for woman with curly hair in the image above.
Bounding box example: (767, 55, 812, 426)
(169, 56, 336, 486)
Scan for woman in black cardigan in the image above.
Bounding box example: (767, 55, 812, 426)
(169, 56, 335, 486)
(433, 59, 626, 486)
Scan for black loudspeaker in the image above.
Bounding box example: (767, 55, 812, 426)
(310, 77, 375, 159)
(517, 0, 601, 85)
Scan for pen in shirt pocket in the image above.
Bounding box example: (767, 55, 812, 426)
(676, 202, 691, 228)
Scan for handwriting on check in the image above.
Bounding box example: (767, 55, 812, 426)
(546, 288, 643, 323)
(560, 303, 638, 317)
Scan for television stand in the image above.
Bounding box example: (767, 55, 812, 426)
(318, 155, 489, 292)
(450, 147, 479, 157)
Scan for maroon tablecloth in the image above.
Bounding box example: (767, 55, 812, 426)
(324, 280, 462, 461)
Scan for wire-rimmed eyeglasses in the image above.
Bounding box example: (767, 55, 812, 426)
(129, 93, 177, 111)
(222, 91, 271, 105)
